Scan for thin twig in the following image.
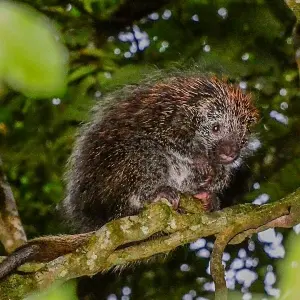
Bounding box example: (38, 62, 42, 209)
(210, 196, 293, 299)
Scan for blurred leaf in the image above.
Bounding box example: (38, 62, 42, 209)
(0, 1, 68, 98)
(25, 280, 77, 300)
(279, 234, 300, 299)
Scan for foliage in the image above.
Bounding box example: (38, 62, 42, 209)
(0, 1, 68, 97)
(0, 0, 299, 299)
(25, 281, 77, 300)
(279, 232, 300, 298)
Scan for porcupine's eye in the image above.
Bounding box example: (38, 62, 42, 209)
(247, 120, 254, 134)
(212, 123, 220, 133)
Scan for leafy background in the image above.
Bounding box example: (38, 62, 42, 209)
(0, 0, 300, 299)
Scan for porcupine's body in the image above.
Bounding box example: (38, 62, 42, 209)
(61, 75, 258, 232)
(0, 74, 259, 279)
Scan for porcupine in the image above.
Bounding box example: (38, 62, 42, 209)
(0, 73, 259, 279)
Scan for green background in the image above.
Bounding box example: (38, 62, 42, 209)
(1, 0, 300, 299)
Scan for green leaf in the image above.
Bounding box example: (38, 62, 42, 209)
(0, 1, 68, 98)
(279, 234, 300, 298)
(25, 280, 77, 300)
(68, 65, 98, 83)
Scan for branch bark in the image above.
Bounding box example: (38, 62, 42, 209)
(0, 157, 27, 253)
(0, 189, 299, 300)
(285, 0, 300, 20)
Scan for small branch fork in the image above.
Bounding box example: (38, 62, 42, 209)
(0, 190, 299, 300)
(211, 195, 295, 300)
(0, 157, 27, 253)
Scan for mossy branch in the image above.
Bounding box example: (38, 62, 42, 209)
(0, 190, 300, 300)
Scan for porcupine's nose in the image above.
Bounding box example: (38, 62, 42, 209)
(217, 140, 239, 164)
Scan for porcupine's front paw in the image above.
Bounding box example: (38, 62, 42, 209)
(151, 186, 181, 210)
(193, 191, 220, 212)
(196, 160, 215, 188)
(192, 156, 215, 189)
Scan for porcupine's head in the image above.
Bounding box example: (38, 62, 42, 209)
(183, 76, 259, 167)
(133, 75, 259, 167)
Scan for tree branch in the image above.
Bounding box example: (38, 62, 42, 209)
(0, 190, 299, 300)
(285, 0, 300, 20)
(0, 157, 27, 253)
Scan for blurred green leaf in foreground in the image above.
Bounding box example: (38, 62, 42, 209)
(25, 280, 77, 300)
(0, 1, 68, 98)
(279, 232, 300, 299)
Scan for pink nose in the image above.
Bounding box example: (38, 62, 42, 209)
(219, 153, 238, 164)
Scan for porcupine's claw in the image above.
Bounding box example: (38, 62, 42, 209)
(193, 191, 216, 212)
(152, 186, 181, 210)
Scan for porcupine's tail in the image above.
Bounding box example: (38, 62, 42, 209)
(0, 232, 93, 279)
